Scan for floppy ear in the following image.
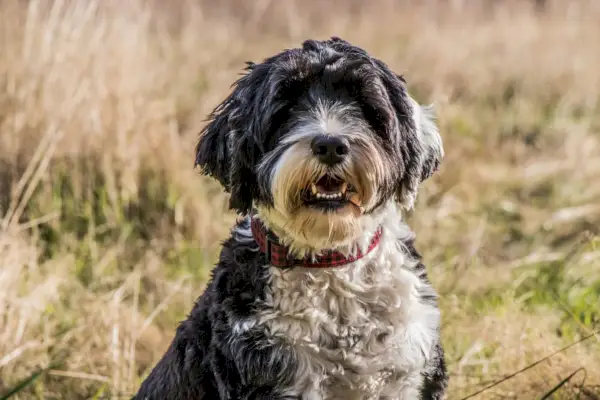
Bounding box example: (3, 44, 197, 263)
(195, 62, 272, 215)
(195, 102, 233, 190)
(397, 101, 444, 209)
(373, 61, 444, 209)
(415, 103, 443, 183)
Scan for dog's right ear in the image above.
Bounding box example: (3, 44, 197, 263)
(194, 102, 233, 190)
(194, 62, 267, 215)
(195, 62, 261, 190)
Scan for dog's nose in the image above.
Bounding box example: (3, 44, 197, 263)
(310, 135, 349, 166)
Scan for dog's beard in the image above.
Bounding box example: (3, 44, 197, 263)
(257, 136, 389, 254)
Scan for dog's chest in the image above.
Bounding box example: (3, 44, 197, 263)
(262, 249, 440, 399)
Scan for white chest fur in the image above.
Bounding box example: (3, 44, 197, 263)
(259, 222, 441, 400)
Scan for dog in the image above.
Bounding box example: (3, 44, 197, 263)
(134, 37, 447, 400)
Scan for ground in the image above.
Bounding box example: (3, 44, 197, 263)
(0, 0, 599, 399)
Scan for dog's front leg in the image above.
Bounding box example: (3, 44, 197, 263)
(210, 326, 304, 400)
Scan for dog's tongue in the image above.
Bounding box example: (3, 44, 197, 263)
(315, 176, 344, 194)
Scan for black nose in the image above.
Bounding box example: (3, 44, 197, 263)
(310, 135, 349, 166)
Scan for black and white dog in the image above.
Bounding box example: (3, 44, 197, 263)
(135, 37, 447, 400)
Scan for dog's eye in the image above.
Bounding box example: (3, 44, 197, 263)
(359, 107, 390, 138)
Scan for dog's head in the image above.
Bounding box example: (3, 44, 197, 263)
(195, 37, 443, 251)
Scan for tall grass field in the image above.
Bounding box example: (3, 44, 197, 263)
(1, 0, 599, 398)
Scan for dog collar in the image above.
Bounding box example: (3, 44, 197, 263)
(250, 217, 383, 269)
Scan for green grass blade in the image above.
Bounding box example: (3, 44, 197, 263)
(540, 368, 586, 400)
(0, 369, 46, 400)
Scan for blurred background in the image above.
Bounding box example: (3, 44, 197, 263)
(1, 0, 599, 398)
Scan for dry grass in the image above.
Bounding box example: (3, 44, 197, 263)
(1, 0, 599, 398)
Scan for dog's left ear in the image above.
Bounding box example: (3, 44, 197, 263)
(373, 60, 444, 209)
(401, 102, 444, 208)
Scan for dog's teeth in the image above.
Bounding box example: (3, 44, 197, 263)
(313, 191, 345, 200)
(311, 184, 318, 195)
(340, 182, 347, 194)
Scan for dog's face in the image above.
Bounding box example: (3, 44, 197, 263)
(195, 38, 443, 251)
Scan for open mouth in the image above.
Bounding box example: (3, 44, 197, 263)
(303, 175, 362, 211)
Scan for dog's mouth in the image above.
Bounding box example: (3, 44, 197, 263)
(302, 175, 362, 212)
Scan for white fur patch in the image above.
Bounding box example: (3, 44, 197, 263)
(237, 203, 440, 399)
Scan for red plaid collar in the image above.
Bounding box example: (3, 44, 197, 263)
(250, 217, 383, 269)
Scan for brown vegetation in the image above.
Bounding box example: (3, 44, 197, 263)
(1, 0, 599, 398)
